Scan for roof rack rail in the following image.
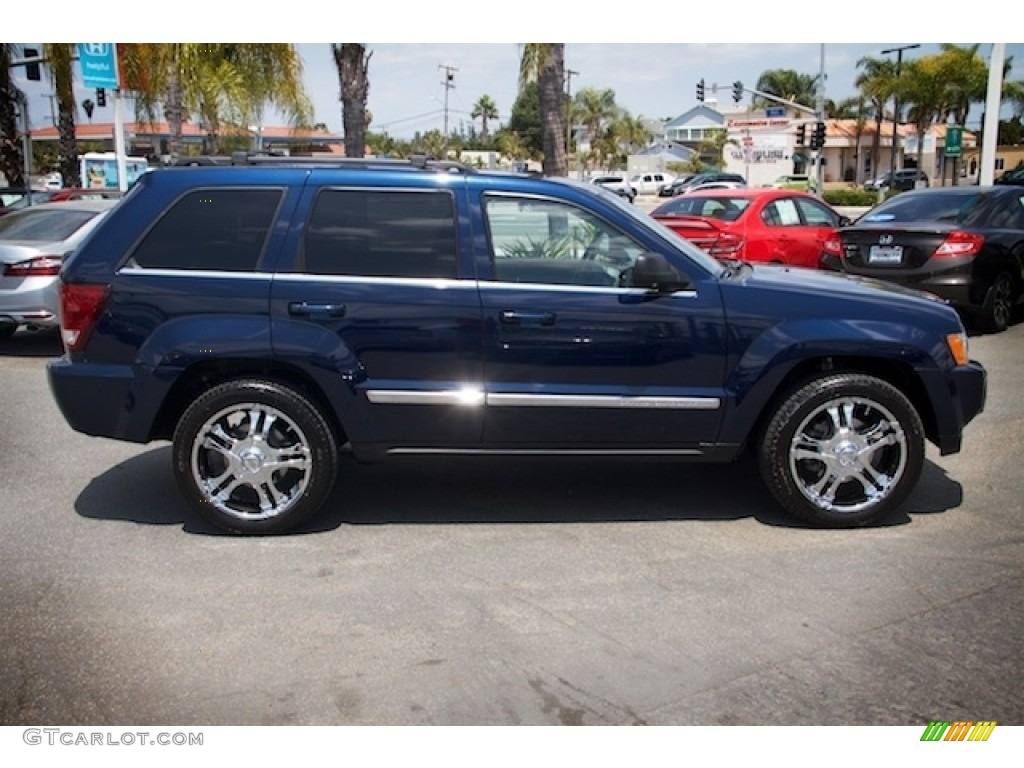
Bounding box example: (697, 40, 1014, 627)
(167, 151, 477, 174)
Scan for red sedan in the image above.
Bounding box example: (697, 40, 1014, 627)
(649, 188, 850, 269)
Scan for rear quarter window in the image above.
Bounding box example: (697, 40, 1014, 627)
(125, 188, 283, 271)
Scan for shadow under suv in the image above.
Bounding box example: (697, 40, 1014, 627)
(48, 153, 985, 534)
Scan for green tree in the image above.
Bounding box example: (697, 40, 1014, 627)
(518, 43, 567, 177)
(471, 94, 499, 146)
(855, 56, 898, 182)
(119, 44, 312, 157)
(753, 69, 819, 113)
(897, 56, 946, 176)
(41, 44, 80, 186)
(501, 80, 543, 160)
(696, 128, 739, 170)
(332, 44, 371, 159)
(835, 96, 870, 183)
(0, 44, 27, 186)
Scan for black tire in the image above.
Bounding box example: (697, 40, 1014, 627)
(979, 270, 1014, 334)
(758, 373, 925, 528)
(172, 379, 338, 534)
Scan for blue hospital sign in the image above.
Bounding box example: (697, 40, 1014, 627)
(77, 43, 120, 89)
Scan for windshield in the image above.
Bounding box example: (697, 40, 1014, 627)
(861, 191, 984, 224)
(0, 208, 99, 241)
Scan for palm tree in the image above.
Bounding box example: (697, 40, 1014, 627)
(0, 44, 27, 187)
(753, 69, 818, 113)
(518, 43, 567, 177)
(574, 87, 618, 147)
(120, 44, 312, 158)
(471, 95, 499, 146)
(898, 57, 946, 177)
(696, 128, 739, 170)
(39, 44, 80, 187)
(855, 56, 898, 183)
(332, 44, 371, 159)
(835, 96, 870, 183)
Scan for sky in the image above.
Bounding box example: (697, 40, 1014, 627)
(7, 5, 1022, 139)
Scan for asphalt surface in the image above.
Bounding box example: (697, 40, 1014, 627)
(0, 318, 1022, 726)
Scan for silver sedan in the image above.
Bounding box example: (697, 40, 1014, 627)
(0, 199, 120, 338)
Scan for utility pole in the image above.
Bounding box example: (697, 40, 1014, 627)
(439, 64, 457, 158)
(881, 44, 920, 182)
(565, 68, 578, 177)
(814, 44, 826, 196)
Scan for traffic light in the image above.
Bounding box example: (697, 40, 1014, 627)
(795, 123, 806, 147)
(732, 81, 743, 104)
(810, 121, 826, 150)
(24, 47, 41, 81)
(96, 88, 107, 108)
(696, 79, 705, 103)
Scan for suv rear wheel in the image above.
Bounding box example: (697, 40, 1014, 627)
(758, 373, 924, 527)
(172, 379, 338, 534)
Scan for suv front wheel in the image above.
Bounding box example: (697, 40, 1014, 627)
(172, 379, 339, 534)
(758, 373, 925, 527)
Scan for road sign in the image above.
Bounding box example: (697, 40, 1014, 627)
(77, 43, 120, 89)
(765, 107, 786, 118)
(742, 136, 754, 147)
(945, 125, 963, 157)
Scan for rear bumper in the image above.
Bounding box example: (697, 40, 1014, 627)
(820, 256, 977, 308)
(47, 357, 154, 443)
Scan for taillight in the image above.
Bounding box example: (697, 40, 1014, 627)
(59, 282, 109, 352)
(4, 255, 63, 277)
(933, 231, 984, 259)
(709, 233, 744, 256)
(822, 234, 843, 258)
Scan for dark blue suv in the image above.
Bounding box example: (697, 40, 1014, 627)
(48, 155, 986, 534)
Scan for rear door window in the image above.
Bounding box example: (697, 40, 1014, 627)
(301, 189, 458, 279)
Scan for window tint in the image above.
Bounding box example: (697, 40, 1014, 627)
(483, 196, 643, 288)
(794, 198, 836, 226)
(128, 188, 281, 271)
(303, 189, 457, 279)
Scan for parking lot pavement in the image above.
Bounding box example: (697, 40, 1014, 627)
(1, 321, 1022, 726)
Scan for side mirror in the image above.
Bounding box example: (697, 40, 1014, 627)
(631, 252, 690, 293)
(838, 215, 852, 227)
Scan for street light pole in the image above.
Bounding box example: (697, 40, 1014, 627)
(881, 44, 920, 182)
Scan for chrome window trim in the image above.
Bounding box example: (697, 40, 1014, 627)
(118, 267, 275, 280)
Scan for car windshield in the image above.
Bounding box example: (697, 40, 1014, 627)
(860, 191, 984, 224)
(652, 195, 752, 222)
(0, 208, 98, 241)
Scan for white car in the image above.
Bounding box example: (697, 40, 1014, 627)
(628, 172, 675, 195)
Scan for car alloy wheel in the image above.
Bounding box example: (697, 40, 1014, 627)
(759, 373, 924, 527)
(172, 379, 338, 534)
(981, 271, 1014, 333)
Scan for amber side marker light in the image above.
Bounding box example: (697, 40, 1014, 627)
(946, 333, 969, 366)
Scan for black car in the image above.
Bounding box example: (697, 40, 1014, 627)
(995, 166, 1024, 186)
(864, 169, 930, 193)
(665, 172, 746, 197)
(822, 186, 1024, 332)
(658, 173, 696, 197)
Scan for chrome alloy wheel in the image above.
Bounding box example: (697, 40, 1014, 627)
(190, 402, 312, 521)
(787, 396, 908, 515)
